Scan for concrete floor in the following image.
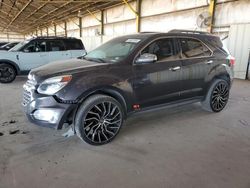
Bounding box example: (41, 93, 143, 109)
(0, 77, 250, 188)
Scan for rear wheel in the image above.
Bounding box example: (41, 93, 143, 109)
(202, 79, 230, 112)
(75, 94, 124, 145)
(0, 64, 16, 83)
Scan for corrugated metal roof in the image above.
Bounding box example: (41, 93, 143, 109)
(0, 0, 124, 34)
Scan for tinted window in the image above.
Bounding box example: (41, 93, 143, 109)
(179, 38, 211, 58)
(36, 41, 47, 52)
(142, 38, 178, 61)
(48, 40, 65, 51)
(23, 40, 47, 52)
(64, 39, 84, 50)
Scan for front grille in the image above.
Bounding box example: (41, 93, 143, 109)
(23, 89, 31, 106)
(22, 79, 37, 106)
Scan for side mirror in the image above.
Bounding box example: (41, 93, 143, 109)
(135, 53, 157, 64)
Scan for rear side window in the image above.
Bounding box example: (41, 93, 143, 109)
(48, 40, 65, 51)
(64, 39, 84, 50)
(179, 38, 212, 58)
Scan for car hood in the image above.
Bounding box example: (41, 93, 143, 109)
(30, 58, 109, 81)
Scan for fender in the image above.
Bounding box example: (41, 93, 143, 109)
(0, 59, 20, 74)
(77, 85, 129, 114)
(65, 85, 129, 131)
(204, 63, 233, 95)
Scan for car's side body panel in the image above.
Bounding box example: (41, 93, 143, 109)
(0, 37, 86, 75)
(23, 32, 234, 130)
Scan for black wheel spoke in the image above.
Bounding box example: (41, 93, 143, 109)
(211, 82, 229, 112)
(0, 66, 15, 82)
(83, 100, 122, 144)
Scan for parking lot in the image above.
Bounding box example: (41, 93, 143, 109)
(0, 77, 250, 188)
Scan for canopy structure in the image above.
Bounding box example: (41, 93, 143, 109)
(0, 0, 123, 34)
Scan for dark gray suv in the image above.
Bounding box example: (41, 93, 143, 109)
(23, 30, 234, 145)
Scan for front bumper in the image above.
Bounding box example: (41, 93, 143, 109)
(22, 80, 77, 129)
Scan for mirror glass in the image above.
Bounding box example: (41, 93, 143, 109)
(136, 53, 157, 64)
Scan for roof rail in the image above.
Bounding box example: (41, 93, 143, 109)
(168, 29, 209, 35)
(34, 36, 76, 39)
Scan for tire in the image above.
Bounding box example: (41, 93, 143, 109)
(75, 94, 124, 145)
(202, 79, 230, 112)
(0, 63, 16, 83)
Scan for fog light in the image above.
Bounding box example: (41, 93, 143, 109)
(33, 109, 61, 124)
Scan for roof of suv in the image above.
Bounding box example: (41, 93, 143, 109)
(121, 30, 216, 40)
(31, 36, 80, 40)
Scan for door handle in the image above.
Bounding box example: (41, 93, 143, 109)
(169, 66, 181, 71)
(205, 60, 214, 65)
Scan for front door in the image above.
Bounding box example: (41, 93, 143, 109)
(132, 38, 182, 108)
(18, 40, 49, 70)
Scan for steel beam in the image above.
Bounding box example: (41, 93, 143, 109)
(5, 0, 33, 31)
(209, 0, 217, 33)
(64, 21, 67, 37)
(136, 0, 141, 32)
(122, 0, 140, 32)
(79, 17, 82, 37)
(101, 10, 104, 35)
(87, 9, 101, 22)
(54, 24, 57, 36)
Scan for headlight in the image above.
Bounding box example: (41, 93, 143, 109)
(37, 75, 72, 95)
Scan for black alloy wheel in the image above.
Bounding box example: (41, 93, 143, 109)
(0, 64, 16, 83)
(210, 81, 229, 112)
(75, 94, 124, 145)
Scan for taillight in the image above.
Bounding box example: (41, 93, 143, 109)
(230, 57, 235, 67)
(228, 55, 235, 67)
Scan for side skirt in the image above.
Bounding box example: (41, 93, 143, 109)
(127, 97, 203, 117)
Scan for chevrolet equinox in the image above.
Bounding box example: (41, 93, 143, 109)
(23, 30, 234, 145)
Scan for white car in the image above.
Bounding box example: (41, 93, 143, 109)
(0, 37, 86, 83)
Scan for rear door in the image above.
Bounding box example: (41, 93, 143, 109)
(177, 37, 213, 99)
(132, 37, 182, 108)
(47, 39, 71, 62)
(64, 39, 86, 58)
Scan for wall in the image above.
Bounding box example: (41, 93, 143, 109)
(25, 0, 250, 79)
(228, 23, 250, 79)
(0, 32, 25, 42)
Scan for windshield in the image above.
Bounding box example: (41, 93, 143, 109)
(84, 37, 142, 63)
(9, 40, 29, 52)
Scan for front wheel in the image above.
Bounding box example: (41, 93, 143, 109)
(0, 64, 16, 83)
(75, 94, 124, 145)
(202, 79, 230, 112)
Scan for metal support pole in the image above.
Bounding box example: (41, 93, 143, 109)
(46, 27, 49, 36)
(79, 17, 82, 37)
(54, 24, 57, 36)
(122, 0, 140, 32)
(64, 21, 67, 37)
(209, 0, 217, 33)
(101, 10, 104, 35)
(136, 0, 141, 33)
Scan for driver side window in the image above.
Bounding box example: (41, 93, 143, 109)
(23, 42, 36, 52)
(142, 38, 178, 62)
(23, 41, 47, 53)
